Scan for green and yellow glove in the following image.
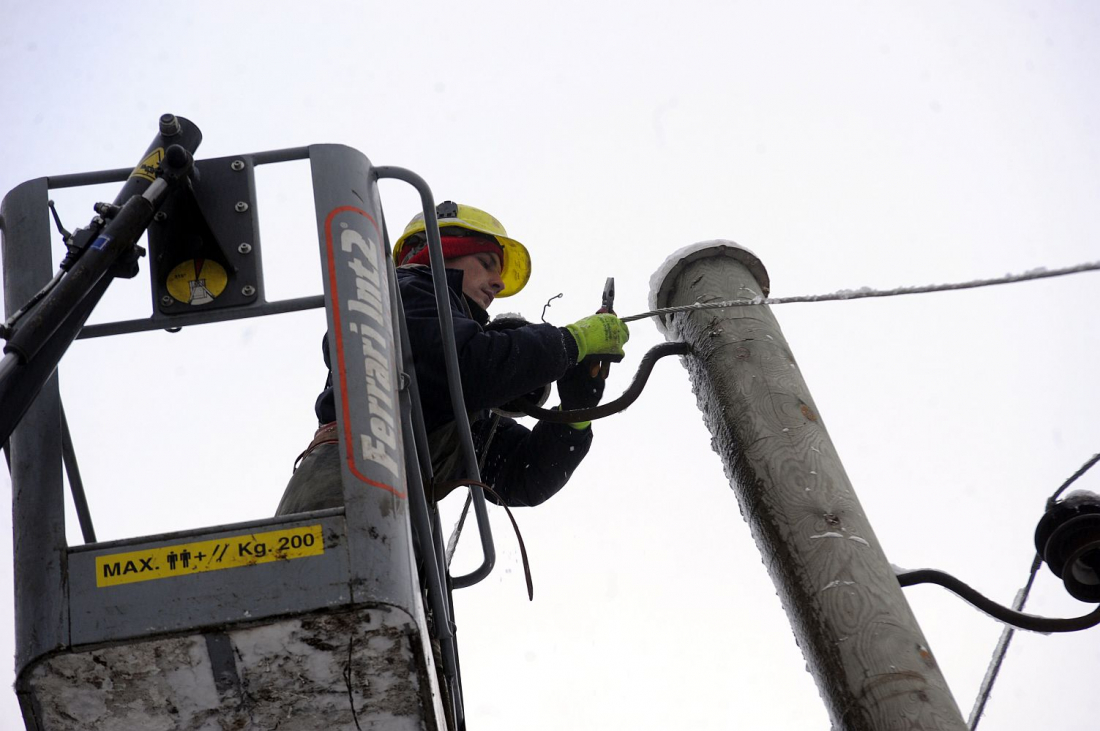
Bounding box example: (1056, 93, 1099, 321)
(565, 313, 630, 362)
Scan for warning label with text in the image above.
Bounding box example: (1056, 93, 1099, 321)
(95, 524, 324, 588)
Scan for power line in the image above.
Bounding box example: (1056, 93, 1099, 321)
(622, 260, 1100, 323)
(1049, 452, 1100, 506)
(968, 556, 1041, 731)
(968, 451, 1100, 731)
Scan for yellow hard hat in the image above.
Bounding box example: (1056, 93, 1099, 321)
(393, 201, 532, 297)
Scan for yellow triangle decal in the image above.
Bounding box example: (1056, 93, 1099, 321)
(129, 147, 164, 182)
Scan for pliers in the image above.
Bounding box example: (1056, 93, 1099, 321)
(588, 277, 620, 379)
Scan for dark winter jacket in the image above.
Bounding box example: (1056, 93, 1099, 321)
(316, 265, 592, 507)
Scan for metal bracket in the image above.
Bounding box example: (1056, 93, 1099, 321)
(147, 155, 263, 314)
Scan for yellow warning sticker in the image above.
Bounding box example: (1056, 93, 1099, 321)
(95, 524, 324, 588)
(166, 258, 228, 305)
(130, 147, 164, 182)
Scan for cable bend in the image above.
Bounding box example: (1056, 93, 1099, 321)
(897, 568, 1100, 633)
(517, 341, 691, 423)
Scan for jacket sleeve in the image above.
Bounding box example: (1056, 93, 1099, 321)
(474, 416, 593, 507)
(401, 271, 579, 422)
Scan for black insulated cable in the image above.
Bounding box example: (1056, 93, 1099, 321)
(517, 341, 690, 423)
(896, 567, 1100, 633)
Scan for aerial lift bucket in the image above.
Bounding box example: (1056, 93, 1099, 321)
(1, 130, 489, 730)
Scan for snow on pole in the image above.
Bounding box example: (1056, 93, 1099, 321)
(652, 240, 966, 731)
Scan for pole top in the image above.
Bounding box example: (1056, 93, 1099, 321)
(648, 239, 770, 334)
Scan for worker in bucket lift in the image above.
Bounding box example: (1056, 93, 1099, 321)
(276, 201, 630, 514)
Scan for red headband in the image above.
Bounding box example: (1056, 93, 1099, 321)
(403, 235, 503, 268)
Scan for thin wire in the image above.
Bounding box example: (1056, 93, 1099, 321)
(968, 556, 1041, 731)
(968, 451, 1100, 730)
(437, 477, 535, 600)
(1049, 452, 1100, 506)
(621, 260, 1100, 323)
(446, 414, 501, 568)
(343, 635, 363, 731)
(447, 494, 473, 570)
(541, 292, 563, 323)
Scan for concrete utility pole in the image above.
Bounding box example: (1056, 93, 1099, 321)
(652, 242, 966, 731)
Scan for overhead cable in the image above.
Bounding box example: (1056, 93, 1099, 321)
(967, 556, 1042, 731)
(622, 260, 1100, 323)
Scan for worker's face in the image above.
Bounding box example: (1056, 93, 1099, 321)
(447, 252, 504, 309)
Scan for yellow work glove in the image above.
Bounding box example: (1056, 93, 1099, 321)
(565, 313, 629, 362)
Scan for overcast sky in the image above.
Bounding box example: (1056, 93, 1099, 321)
(2, 1, 1100, 729)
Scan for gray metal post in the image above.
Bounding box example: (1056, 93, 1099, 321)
(652, 242, 966, 731)
(308, 145, 416, 607)
(1, 179, 69, 682)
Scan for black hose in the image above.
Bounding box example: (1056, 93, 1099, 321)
(517, 341, 691, 423)
(897, 568, 1100, 633)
